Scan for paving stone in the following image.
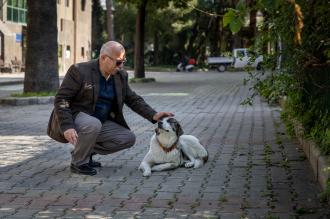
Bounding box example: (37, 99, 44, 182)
(0, 71, 329, 218)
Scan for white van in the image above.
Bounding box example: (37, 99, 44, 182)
(207, 48, 263, 72)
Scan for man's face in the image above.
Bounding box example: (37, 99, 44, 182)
(101, 50, 126, 76)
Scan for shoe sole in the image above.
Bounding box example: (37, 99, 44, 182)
(70, 167, 97, 176)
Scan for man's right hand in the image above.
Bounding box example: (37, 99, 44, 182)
(64, 128, 78, 145)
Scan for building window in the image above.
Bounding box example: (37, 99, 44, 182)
(65, 0, 69, 7)
(66, 45, 71, 58)
(81, 0, 86, 11)
(60, 19, 63, 31)
(81, 47, 85, 57)
(7, 0, 27, 24)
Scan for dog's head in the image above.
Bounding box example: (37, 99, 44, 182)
(155, 117, 184, 137)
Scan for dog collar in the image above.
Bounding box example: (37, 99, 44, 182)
(157, 138, 178, 153)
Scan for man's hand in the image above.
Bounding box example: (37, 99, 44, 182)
(153, 112, 174, 121)
(64, 128, 78, 145)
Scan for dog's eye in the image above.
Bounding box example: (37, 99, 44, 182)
(167, 118, 176, 123)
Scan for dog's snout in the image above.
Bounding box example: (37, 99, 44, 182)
(158, 121, 163, 129)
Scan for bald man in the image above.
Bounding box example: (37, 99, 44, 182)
(47, 41, 173, 175)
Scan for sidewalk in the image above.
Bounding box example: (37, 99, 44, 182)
(0, 72, 64, 86)
(0, 71, 329, 218)
(0, 72, 62, 99)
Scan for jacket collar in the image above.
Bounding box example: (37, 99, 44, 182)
(91, 60, 100, 104)
(114, 73, 122, 106)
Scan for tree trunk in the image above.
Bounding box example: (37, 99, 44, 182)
(186, 17, 199, 57)
(106, 0, 115, 40)
(153, 31, 159, 65)
(92, 0, 105, 58)
(24, 0, 58, 93)
(232, 34, 242, 49)
(134, 0, 147, 78)
(210, 16, 221, 56)
(247, 0, 256, 46)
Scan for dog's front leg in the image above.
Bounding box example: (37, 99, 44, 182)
(139, 161, 152, 177)
(151, 163, 178, 172)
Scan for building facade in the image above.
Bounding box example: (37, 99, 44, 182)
(0, 0, 92, 73)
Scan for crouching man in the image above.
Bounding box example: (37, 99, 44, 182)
(47, 41, 173, 175)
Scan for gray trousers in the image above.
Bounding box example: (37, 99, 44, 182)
(72, 112, 136, 166)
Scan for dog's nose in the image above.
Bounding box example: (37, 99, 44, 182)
(158, 121, 163, 128)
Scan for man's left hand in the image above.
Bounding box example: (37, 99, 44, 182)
(153, 112, 174, 121)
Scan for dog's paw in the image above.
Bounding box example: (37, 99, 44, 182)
(193, 159, 203, 168)
(185, 161, 194, 168)
(142, 170, 151, 177)
(199, 149, 208, 158)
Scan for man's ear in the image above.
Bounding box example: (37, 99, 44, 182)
(176, 122, 184, 137)
(100, 54, 106, 61)
(155, 128, 160, 135)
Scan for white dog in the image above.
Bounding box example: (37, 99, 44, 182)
(139, 117, 208, 177)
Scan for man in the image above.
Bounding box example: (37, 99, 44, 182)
(47, 41, 173, 175)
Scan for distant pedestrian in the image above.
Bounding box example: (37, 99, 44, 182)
(47, 41, 173, 175)
(188, 57, 196, 65)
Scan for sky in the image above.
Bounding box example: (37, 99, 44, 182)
(100, 0, 106, 9)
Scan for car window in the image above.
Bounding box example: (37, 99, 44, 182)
(237, 50, 245, 58)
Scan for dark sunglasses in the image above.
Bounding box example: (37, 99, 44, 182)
(106, 55, 126, 66)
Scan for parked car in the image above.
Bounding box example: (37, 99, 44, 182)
(207, 48, 263, 72)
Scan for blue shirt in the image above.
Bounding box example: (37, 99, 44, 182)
(92, 71, 116, 123)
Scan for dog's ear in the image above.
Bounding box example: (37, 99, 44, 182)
(155, 128, 160, 135)
(175, 122, 184, 137)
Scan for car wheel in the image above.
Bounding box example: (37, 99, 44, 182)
(217, 65, 226, 72)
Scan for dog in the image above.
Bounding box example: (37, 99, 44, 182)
(139, 117, 208, 177)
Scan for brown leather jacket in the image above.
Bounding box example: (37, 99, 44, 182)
(47, 59, 157, 143)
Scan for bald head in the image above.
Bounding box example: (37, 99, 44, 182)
(98, 41, 126, 77)
(100, 41, 125, 57)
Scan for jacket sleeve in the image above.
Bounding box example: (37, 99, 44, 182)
(54, 65, 82, 132)
(123, 75, 157, 123)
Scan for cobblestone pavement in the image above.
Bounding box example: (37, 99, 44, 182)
(0, 71, 329, 219)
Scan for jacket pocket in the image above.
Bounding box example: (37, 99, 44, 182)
(81, 82, 94, 99)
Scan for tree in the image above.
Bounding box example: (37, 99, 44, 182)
(106, 0, 115, 40)
(134, 0, 147, 78)
(117, 0, 190, 78)
(24, 0, 59, 93)
(92, 0, 107, 58)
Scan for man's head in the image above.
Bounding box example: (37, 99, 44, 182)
(99, 41, 126, 77)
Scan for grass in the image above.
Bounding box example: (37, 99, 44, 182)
(145, 65, 175, 72)
(126, 65, 175, 72)
(218, 195, 228, 203)
(11, 91, 56, 97)
(129, 77, 156, 83)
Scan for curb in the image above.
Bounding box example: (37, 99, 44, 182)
(279, 98, 330, 191)
(292, 119, 330, 190)
(0, 80, 24, 86)
(0, 96, 54, 106)
(0, 76, 65, 86)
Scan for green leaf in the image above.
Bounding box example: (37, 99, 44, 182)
(324, 49, 330, 58)
(236, 0, 246, 11)
(223, 9, 236, 27)
(230, 17, 243, 34)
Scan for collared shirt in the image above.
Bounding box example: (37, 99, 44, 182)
(92, 67, 116, 123)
